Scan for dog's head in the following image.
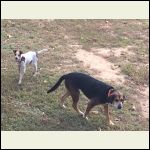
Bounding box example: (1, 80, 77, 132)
(13, 50, 23, 62)
(107, 88, 126, 109)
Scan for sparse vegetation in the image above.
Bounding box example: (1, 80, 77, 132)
(121, 63, 149, 85)
(1, 19, 149, 131)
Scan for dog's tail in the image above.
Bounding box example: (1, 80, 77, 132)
(47, 75, 66, 93)
(37, 49, 48, 54)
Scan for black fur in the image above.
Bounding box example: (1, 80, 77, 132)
(47, 72, 114, 104)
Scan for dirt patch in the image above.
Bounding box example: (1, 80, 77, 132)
(1, 19, 149, 131)
(74, 46, 149, 119)
(91, 46, 136, 57)
(136, 87, 149, 119)
(75, 48, 126, 84)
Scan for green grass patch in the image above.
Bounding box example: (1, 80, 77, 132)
(1, 19, 149, 131)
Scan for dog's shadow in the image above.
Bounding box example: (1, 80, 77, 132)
(55, 108, 98, 130)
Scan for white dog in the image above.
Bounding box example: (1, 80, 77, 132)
(13, 49, 48, 85)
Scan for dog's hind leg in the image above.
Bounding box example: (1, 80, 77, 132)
(65, 80, 84, 115)
(60, 91, 70, 109)
(71, 90, 84, 116)
(68, 86, 83, 115)
(33, 61, 38, 76)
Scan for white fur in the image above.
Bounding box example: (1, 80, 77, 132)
(113, 101, 123, 109)
(15, 49, 48, 85)
(82, 113, 89, 120)
(109, 120, 115, 126)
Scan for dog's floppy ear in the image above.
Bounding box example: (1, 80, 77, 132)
(108, 88, 115, 97)
(19, 51, 23, 55)
(107, 88, 116, 104)
(13, 50, 17, 55)
(107, 95, 116, 104)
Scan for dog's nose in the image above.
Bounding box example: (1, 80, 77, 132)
(118, 104, 122, 109)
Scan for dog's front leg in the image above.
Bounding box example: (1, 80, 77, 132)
(18, 63, 26, 85)
(103, 104, 114, 126)
(18, 64, 21, 73)
(83, 101, 95, 120)
(18, 71, 24, 85)
(83, 99, 99, 120)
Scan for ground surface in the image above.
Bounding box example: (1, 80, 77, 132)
(1, 19, 149, 131)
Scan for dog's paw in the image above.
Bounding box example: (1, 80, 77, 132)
(33, 73, 37, 77)
(33, 72, 40, 77)
(62, 104, 67, 109)
(60, 104, 67, 109)
(18, 82, 21, 85)
(108, 120, 115, 126)
(82, 114, 89, 120)
(85, 116, 89, 120)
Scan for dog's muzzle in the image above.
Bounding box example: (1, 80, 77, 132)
(15, 57, 20, 62)
(113, 102, 123, 109)
(117, 103, 122, 109)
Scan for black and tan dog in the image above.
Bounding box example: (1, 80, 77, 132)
(47, 72, 125, 125)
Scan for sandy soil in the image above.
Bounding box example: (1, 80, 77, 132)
(73, 45, 149, 119)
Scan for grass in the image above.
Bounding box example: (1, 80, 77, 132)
(1, 19, 149, 131)
(121, 63, 149, 85)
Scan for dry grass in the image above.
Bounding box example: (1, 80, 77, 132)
(1, 19, 149, 131)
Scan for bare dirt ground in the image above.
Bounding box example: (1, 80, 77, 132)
(74, 45, 149, 119)
(1, 19, 149, 131)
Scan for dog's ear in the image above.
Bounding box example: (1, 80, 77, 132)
(107, 95, 116, 104)
(108, 88, 116, 97)
(19, 51, 23, 55)
(109, 88, 115, 93)
(13, 50, 17, 55)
